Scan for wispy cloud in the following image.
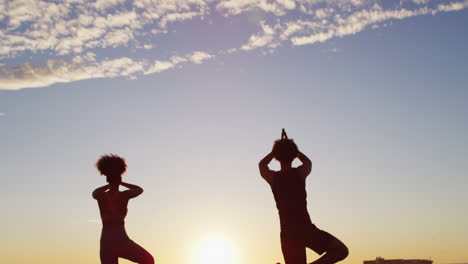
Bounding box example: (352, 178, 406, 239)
(0, 112, 5, 116)
(0, 52, 142, 90)
(1, 0, 467, 90)
(241, 22, 278, 51)
(0, 50, 214, 90)
(216, 0, 296, 16)
(188, 51, 212, 64)
(0, 0, 207, 58)
(238, 0, 468, 48)
(144, 55, 188, 75)
(288, 1, 468, 46)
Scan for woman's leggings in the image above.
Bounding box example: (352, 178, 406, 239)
(100, 225, 154, 264)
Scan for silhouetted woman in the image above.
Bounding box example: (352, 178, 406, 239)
(93, 154, 154, 264)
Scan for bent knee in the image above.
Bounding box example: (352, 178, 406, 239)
(142, 254, 154, 264)
(334, 242, 348, 261)
(339, 244, 349, 260)
(328, 239, 348, 261)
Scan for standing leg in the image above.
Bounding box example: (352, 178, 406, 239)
(118, 239, 155, 264)
(281, 236, 307, 264)
(100, 245, 119, 264)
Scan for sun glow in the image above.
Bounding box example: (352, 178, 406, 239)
(195, 233, 238, 264)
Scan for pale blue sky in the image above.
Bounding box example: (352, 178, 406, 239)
(1, 1, 468, 264)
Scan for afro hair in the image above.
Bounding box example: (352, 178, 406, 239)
(95, 154, 127, 177)
(272, 138, 298, 164)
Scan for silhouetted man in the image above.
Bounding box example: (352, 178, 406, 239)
(259, 130, 348, 264)
(92, 154, 154, 264)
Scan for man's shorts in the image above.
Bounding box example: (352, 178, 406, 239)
(280, 225, 337, 264)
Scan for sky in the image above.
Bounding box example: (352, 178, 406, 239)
(1, 1, 468, 264)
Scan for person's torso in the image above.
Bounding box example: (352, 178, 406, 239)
(97, 191, 129, 226)
(271, 168, 313, 235)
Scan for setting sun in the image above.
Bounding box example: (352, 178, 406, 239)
(195, 233, 238, 264)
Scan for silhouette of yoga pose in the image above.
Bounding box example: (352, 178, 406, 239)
(259, 130, 348, 264)
(93, 154, 154, 264)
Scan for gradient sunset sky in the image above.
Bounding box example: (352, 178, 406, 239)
(1, 1, 468, 264)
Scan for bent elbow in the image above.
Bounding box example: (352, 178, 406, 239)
(136, 187, 144, 196)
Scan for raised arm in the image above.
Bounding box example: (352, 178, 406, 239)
(259, 152, 275, 186)
(296, 151, 312, 181)
(121, 182, 144, 199)
(92, 184, 110, 199)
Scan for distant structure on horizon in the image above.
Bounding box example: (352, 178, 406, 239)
(364, 257, 433, 264)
